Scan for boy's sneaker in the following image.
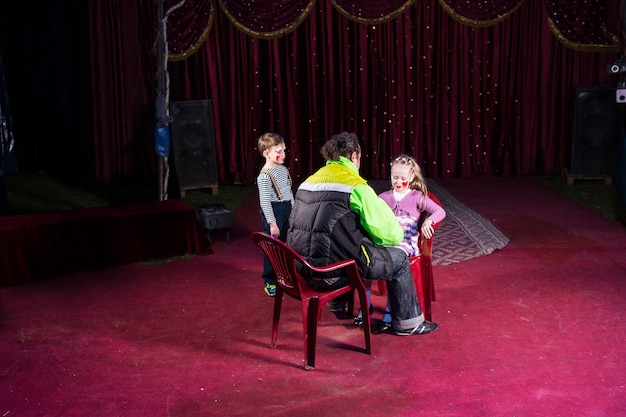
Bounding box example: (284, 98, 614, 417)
(264, 282, 276, 297)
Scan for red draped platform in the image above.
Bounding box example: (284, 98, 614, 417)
(0, 199, 212, 287)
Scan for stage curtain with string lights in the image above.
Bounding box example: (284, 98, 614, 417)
(8, 0, 615, 186)
(156, 0, 621, 186)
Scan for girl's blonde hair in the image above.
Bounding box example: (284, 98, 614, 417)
(390, 153, 428, 211)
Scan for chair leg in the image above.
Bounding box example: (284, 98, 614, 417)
(429, 266, 436, 301)
(271, 290, 283, 349)
(409, 256, 431, 321)
(420, 270, 432, 322)
(377, 280, 386, 296)
(421, 256, 435, 301)
(302, 297, 319, 370)
(355, 287, 371, 355)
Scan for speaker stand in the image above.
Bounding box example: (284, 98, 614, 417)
(562, 167, 613, 186)
(180, 185, 218, 197)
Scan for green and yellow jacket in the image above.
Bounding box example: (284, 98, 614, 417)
(287, 156, 403, 286)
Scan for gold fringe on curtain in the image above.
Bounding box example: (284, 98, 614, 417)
(218, 0, 316, 39)
(547, 18, 620, 53)
(167, 8, 214, 62)
(329, 0, 415, 25)
(165, 0, 621, 58)
(437, 0, 525, 28)
(152, 1, 215, 62)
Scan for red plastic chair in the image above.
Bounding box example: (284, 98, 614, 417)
(252, 232, 371, 370)
(378, 192, 443, 321)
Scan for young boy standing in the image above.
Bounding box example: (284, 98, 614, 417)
(256, 132, 294, 296)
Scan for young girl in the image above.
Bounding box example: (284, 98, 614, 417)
(379, 154, 446, 257)
(256, 132, 294, 297)
(376, 154, 446, 331)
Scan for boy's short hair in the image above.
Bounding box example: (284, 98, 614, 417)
(258, 132, 285, 155)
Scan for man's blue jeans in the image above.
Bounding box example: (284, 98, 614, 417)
(381, 246, 425, 331)
(326, 246, 425, 331)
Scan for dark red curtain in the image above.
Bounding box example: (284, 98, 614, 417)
(67, 0, 622, 184)
(7, 0, 607, 187)
(157, 0, 623, 186)
(86, 0, 157, 186)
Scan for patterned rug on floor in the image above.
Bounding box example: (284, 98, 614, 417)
(370, 179, 510, 266)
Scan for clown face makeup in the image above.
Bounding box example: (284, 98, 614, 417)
(266, 144, 286, 164)
(390, 163, 413, 194)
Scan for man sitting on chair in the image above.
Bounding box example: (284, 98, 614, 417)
(287, 132, 438, 336)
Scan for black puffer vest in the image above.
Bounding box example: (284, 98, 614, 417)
(287, 165, 393, 287)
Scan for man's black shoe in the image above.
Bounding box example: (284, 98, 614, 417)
(394, 321, 438, 336)
(377, 320, 393, 333)
(328, 294, 349, 313)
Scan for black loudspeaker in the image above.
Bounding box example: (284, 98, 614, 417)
(170, 100, 218, 194)
(570, 86, 620, 178)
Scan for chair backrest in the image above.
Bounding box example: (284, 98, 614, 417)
(252, 232, 309, 295)
(417, 191, 442, 252)
(253, 231, 364, 291)
(427, 191, 443, 229)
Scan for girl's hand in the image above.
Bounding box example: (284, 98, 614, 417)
(421, 219, 434, 239)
